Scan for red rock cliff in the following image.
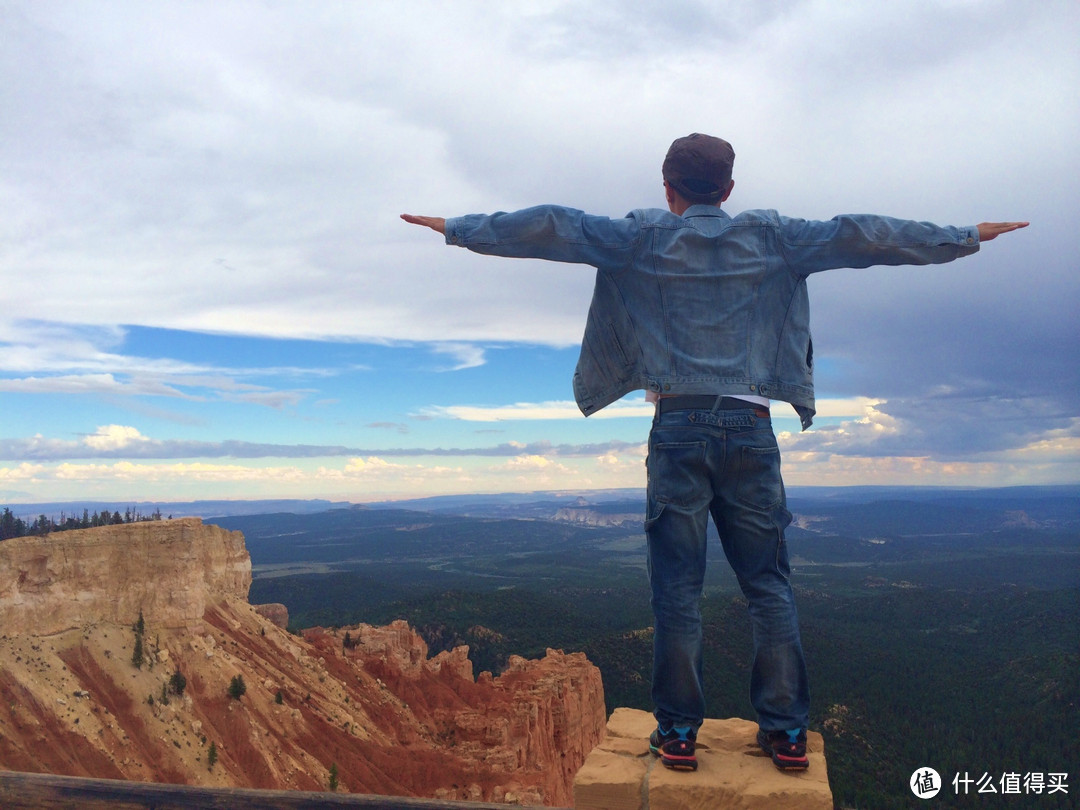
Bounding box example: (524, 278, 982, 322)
(0, 519, 606, 805)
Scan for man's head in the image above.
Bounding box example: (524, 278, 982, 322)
(662, 133, 735, 211)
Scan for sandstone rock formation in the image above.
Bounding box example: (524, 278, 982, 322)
(574, 708, 832, 810)
(0, 520, 606, 805)
(0, 518, 250, 634)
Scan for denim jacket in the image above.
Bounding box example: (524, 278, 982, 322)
(445, 205, 979, 429)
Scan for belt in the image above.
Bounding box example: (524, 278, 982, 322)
(657, 395, 770, 417)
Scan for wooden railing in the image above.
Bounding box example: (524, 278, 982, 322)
(0, 771, 567, 809)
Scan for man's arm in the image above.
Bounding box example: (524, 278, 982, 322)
(402, 206, 641, 268)
(778, 214, 1030, 276)
(977, 221, 1029, 241)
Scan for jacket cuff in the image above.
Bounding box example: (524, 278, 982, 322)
(444, 217, 463, 246)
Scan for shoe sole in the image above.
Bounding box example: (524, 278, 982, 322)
(760, 745, 809, 771)
(650, 744, 698, 771)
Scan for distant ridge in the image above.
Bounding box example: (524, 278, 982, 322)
(7, 484, 1077, 522)
(6, 499, 353, 521)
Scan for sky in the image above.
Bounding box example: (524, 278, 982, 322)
(2, 0, 1078, 505)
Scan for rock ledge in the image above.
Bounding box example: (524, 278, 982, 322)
(574, 707, 832, 810)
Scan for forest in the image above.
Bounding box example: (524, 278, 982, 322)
(0, 505, 166, 539)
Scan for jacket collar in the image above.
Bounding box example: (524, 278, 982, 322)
(682, 204, 730, 219)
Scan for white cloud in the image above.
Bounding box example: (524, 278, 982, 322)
(813, 397, 885, 419)
(429, 395, 889, 423)
(83, 425, 149, 452)
(502, 454, 558, 471)
(0, 463, 46, 482)
(430, 343, 487, 371)
(425, 398, 653, 421)
(343, 456, 396, 474)
(0, 373, 193, 399)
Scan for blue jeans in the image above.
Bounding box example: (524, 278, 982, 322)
(645, 402, 809, 733)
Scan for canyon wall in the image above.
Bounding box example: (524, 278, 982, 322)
(0, 518, 250, 634)
(0, 520, 605, 805)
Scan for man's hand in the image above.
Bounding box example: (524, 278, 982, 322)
(977, 221, 1029, 242)
(400, 214, 446, 234)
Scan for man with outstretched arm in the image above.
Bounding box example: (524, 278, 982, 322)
(402, 133, 1027, 773)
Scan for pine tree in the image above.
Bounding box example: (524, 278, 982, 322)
(131, 632, 144, 669)
(169, 668, 187, 696)
(228, 674, 247, 700)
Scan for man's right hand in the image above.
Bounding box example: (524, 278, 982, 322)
(400, 214, 447, 235)
(977, 221, 1029, 241)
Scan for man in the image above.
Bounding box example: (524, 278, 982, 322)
(402, 133, 1027, 772)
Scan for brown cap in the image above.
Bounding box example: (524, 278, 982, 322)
(662, 133, 735, 203)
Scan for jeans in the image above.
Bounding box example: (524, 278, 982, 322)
(644, 401, 809, 733)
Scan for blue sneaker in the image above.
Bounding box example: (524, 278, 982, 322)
(757, 728, 809, 771)
(649, 725, 697, 771)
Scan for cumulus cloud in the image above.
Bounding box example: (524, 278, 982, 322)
(82, 425, 150, 452)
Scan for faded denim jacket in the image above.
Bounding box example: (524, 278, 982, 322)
(445, 205, 979, 429)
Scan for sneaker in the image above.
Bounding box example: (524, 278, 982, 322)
(649, 725, 697, 771)
(757, 728, 809, 771)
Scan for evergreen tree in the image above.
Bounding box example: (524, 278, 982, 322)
(169, 668, 187, 696)
(132, 632, 144, 669)
(228, 674, 247, 700)
(0, 507, 25, 540)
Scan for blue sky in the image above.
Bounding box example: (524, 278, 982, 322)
(2, 1, 1078, 503)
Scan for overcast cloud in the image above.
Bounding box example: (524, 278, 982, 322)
(1, 0, 1077, 501)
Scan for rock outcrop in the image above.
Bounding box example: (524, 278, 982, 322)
(574, 708, 832, 809)
(0, 519, 606, 805)
(553, 506, 643, 529)
(0, 519, 250, 634)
